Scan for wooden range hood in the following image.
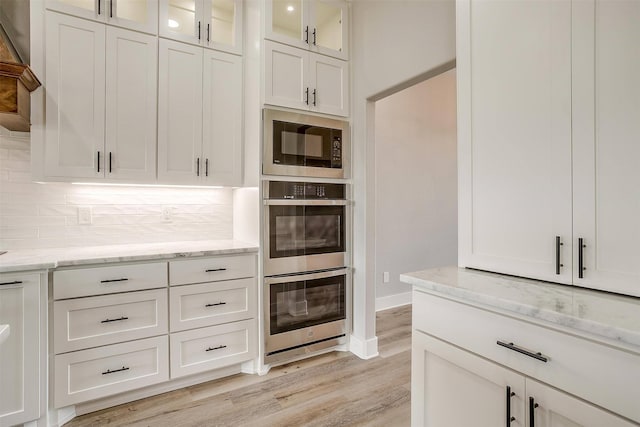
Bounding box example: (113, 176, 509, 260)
(0, 24, 40, 132)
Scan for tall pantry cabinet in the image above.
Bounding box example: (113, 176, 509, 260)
(458, 0, 640, 297)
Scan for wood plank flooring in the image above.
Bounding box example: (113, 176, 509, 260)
(66, 305, 412, 427)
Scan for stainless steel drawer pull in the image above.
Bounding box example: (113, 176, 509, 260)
(205, 302, 227, 307)
(205, 268, 227, 273)
(100, 278, 129, 283)
(205, 345, 227, 352)
(102, 366, 129, 375)
(101, 316, 129, 324)
(0, 280, 23, 286)
(497, 341, 548, 363)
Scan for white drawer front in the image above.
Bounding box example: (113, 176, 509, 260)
(169, 278, 256, 332)
(54, 289, 168, 353)
(169, 319, 256, 379)
(413, 290, 640, 423)
(54, 262, 167, 299)
(54, 336, 169, 408)
(169, 255, 256, 286)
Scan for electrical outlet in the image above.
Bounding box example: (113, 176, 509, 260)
(162, 207, 172, 222)
(78, 207, 92, 225)
(383, 272, 390, 283)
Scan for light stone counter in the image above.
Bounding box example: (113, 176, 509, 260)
(0, 240, 258, 273)
(0, 324, 9, 346)
(400, 266, 640, 350)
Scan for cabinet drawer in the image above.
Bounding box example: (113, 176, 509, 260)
(413, 290, 640, 423)
(169, 319, 256, 379)
(170, 278, 256, 332)
(54, 289, 168, 353)
(53, 262, 167, 299)
(169, 255, 256, 286)
(54, 336, 169, 408)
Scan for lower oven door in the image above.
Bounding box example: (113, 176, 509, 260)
(264, 268, 348, 357)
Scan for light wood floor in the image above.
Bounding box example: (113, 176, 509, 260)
(66, 305, 412, 427)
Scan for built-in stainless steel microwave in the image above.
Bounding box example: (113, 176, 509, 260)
(263, 109, 350, 179)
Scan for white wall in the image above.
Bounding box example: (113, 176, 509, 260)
(350, 0, 456, 358)
(0, 130, 234, 250)
(374, 69, 457, 306)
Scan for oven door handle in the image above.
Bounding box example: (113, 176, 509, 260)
(263, 199, 348, 206)
(264, 267, 350, 284)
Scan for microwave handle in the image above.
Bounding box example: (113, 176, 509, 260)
(263, 199, 348, 206)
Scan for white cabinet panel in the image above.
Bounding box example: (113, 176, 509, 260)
(169, 255, 256, 286)
(202, 50, 242, 186)
(159, 0, 203, 46)
(265, 41, 307, 111)
(45, 12, 106, 179)
(158, 39, 203, 184)
(47, 0, 158, 34)
(457, 0, 573, 283)
(572, 0, 640, 297)
(309, 53, 348, 117)
(105, 27, 157, 182)
(0, 273, 41, 426)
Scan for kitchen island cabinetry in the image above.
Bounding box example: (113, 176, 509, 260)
(0, 272, 45, 427)
(402, 267, 640, 427)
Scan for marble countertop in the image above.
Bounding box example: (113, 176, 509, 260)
(0, 324, 9, 346)
(0, 240, 259, 273)
(400, 266, 640, 350)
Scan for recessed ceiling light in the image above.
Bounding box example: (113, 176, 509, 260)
(287, 5, 294, 12)
(168, 19, 180, 28)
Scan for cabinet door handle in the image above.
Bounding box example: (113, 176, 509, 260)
(506, 386, 516, 425)
(0, 280, 23, 286)
(98, 0, 101, 15)
(497, 341, 548, 362)
(207, 23, 210, 42)
(312, 89, 317, 106)
(197, 157, 200, 176)
(555, 236, 564, 275)
(198, 21, 201, 40)
(101, 316, 129, 324)
(529, 397, 539, 427)
(313, 28, 317, 45)
(97, 151, 101, 173)
(205, 302, 226, 307)
(109, 152, 113, 173)
(305, 87, 309, 105)
(205, 158, 209, 177)
(102, 366, 129, 375)
(100, 278, 129, 283)
(305, 26, 309, 44)
(205, 268, 227, 273)
(205, 345, 227, 352)
(578, 237, 586, 278)
(110, 0, 113, 18)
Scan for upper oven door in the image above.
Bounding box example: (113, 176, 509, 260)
(264, 200, 348, 276)
(263, 109, 350, 179)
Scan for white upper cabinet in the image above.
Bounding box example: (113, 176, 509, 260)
(265, 40, 348, 117)
(457, 0, 573, 284)
(572, 0, 640, 297)
(47, 0, 158, 34)
(159, 0, 243, 54)
(265, 0, 348, 60)
(45, 12, 158, 182)
(158, 39, 243, 186)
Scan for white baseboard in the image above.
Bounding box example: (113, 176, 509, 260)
(349, 334, 379, 359)
(376, 292, 412, 312)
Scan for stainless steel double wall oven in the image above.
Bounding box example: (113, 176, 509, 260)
(263, 109, 350, 364)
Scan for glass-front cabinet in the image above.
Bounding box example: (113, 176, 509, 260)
(265, 0, 348, 60)
(159, 0, 242, 54)
(47, 0, 158, 34)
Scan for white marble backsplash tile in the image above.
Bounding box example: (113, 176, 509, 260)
(0, 131, 233, 250)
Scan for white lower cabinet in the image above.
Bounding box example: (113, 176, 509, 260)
(412, 290, 640, 427)
(0, 272, 43, 426)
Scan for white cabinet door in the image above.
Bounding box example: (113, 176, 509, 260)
(412, 330, 525, 427)
(264, 0, 348, 60)
(47, 0, 158, 34)
(204, 0, 243, 54)
(572, 0, 640, 297)
(309, 53, 348, 117)
(158, 39, 203, 185)
(457, 0, 573, 284)
(105, 27, 157, 182)
(264, 40, 308, 111)
(0, 274, 41, 426)
(202, 50, 243, 186)
(159, 0, 204, 46)
(526, 379, 636, 427)
(45, 12, 106, 179)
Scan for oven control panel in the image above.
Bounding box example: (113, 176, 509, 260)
(267, 181, 346, 200)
